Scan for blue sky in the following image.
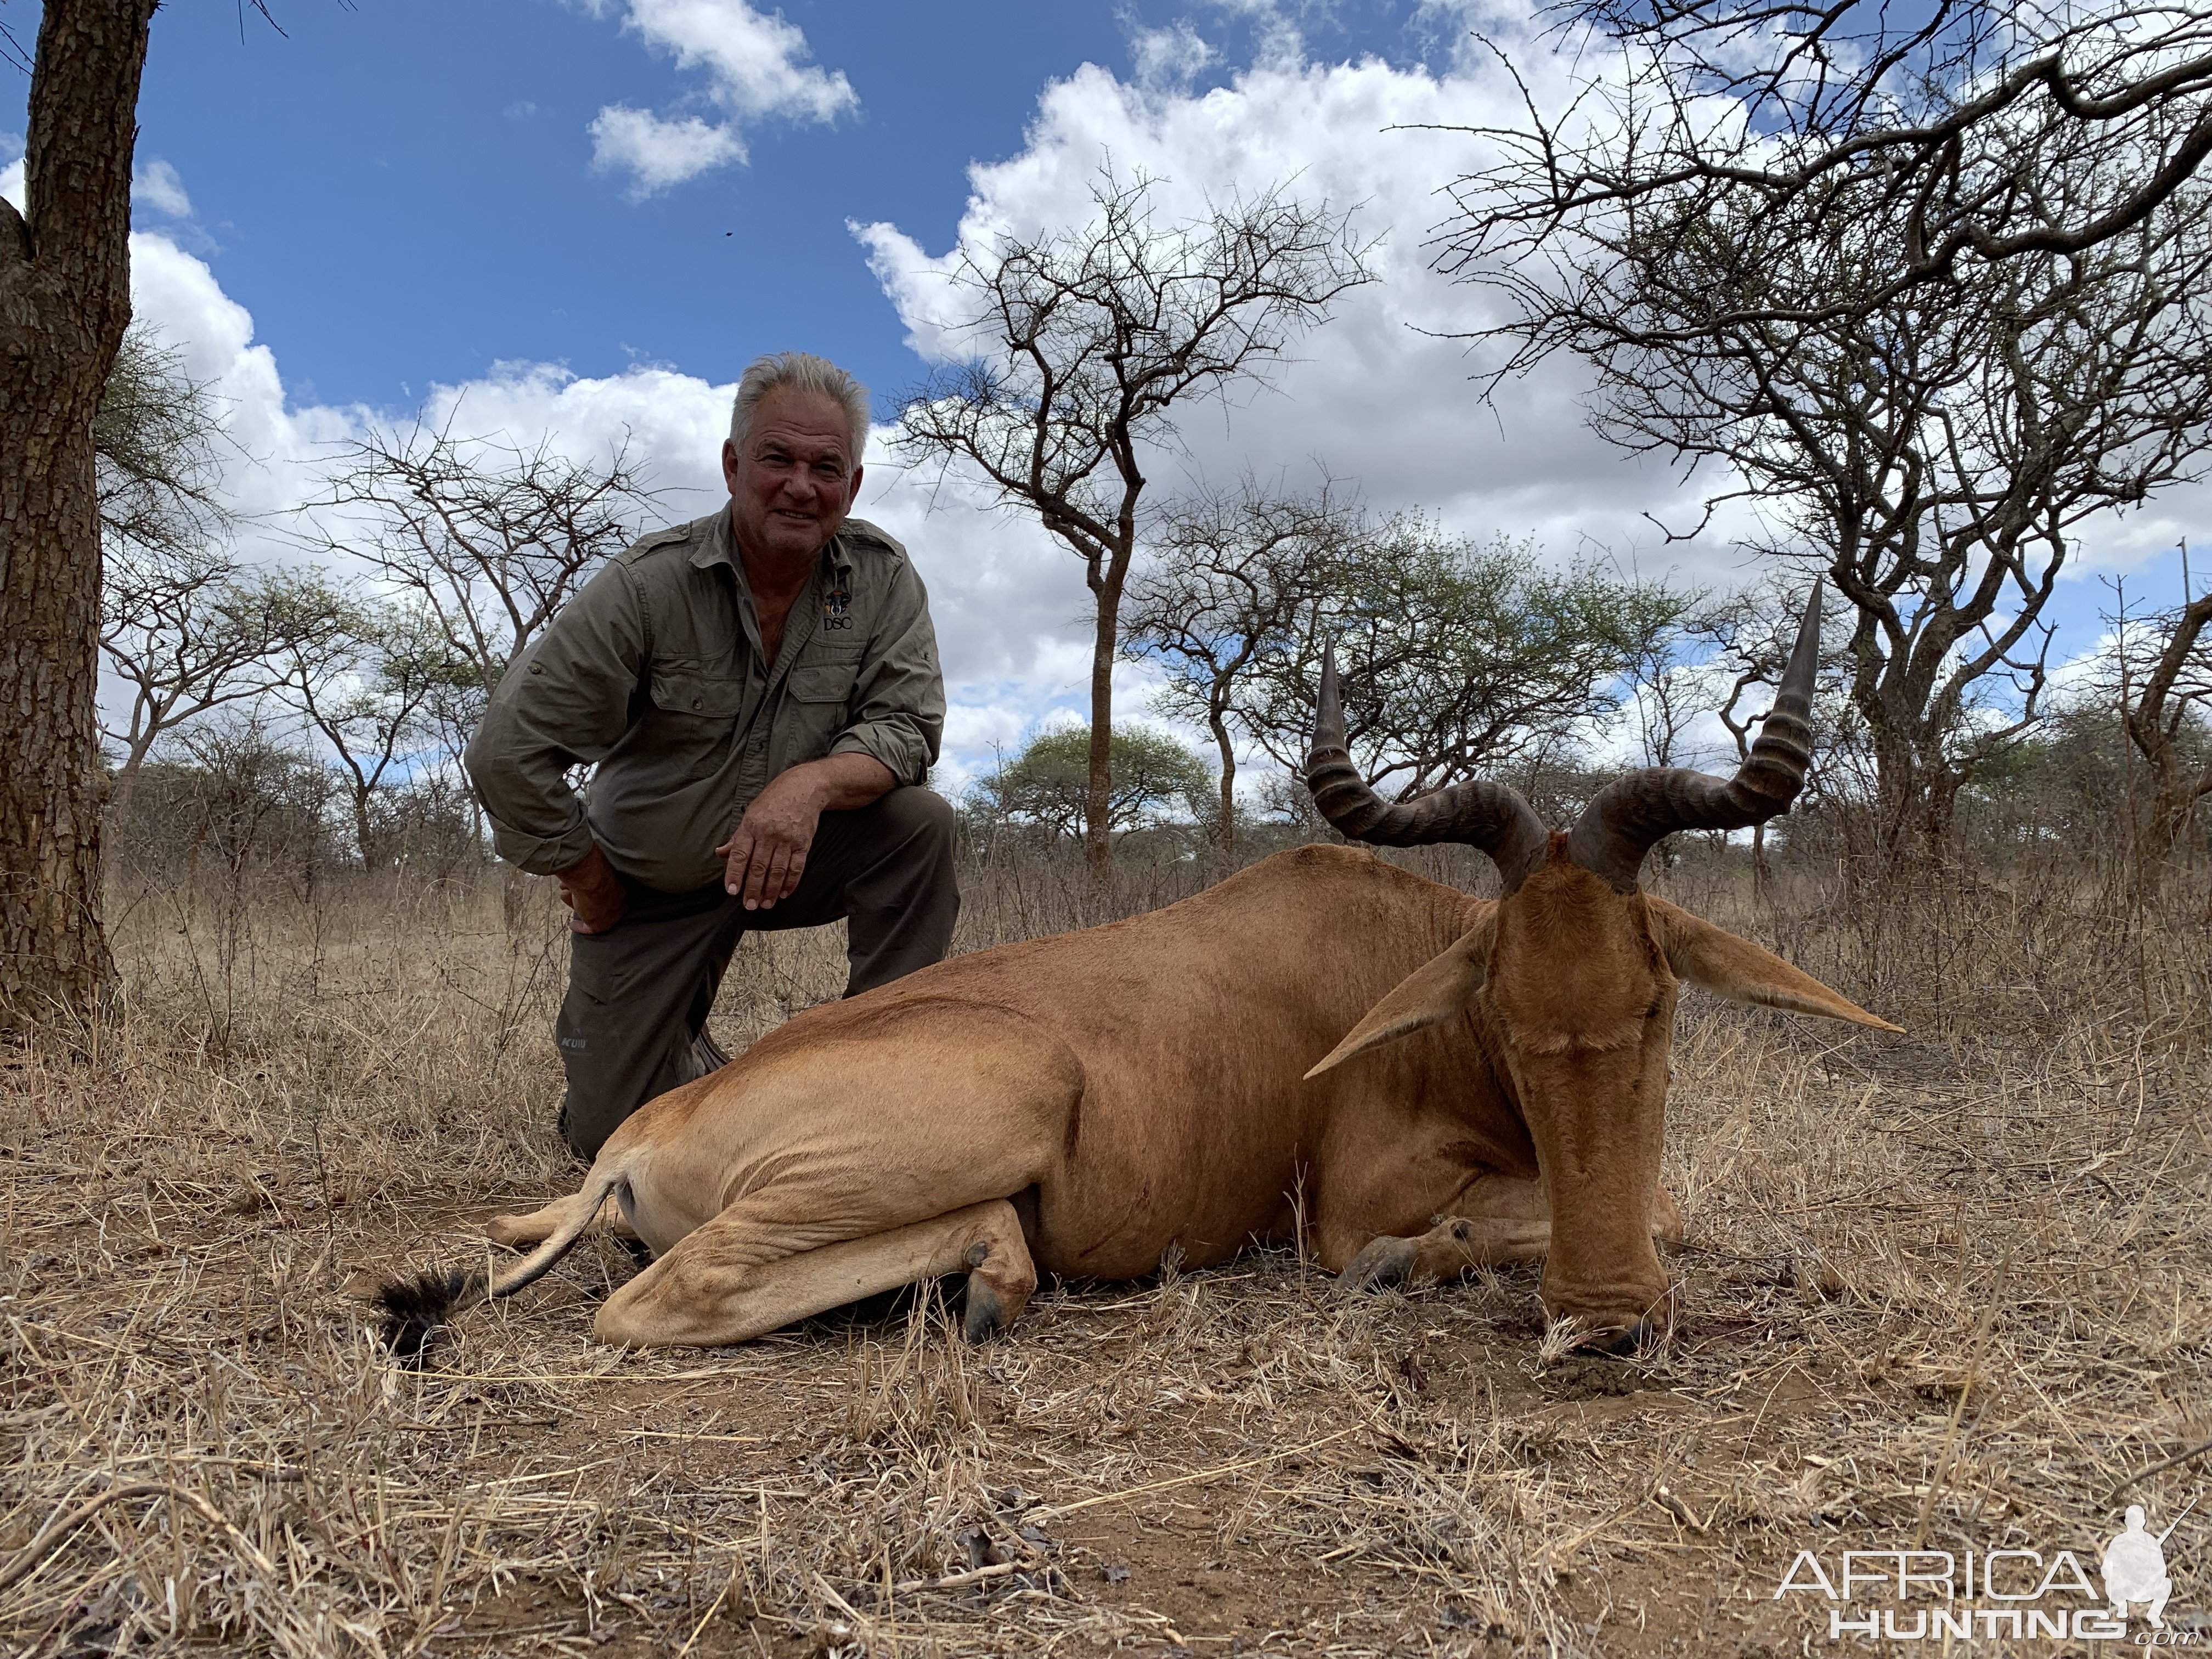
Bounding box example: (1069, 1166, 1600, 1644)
(4, 0, 2203, 781)
(106, 1, 1135, 410)
(69, 1, 1431, 411)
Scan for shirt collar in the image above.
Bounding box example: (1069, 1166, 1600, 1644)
(690, 507, 857, 582)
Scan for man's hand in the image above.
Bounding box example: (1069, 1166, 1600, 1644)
(716, 755, 896, 910)
(557, 844, 626, 934)
(716, 767, 829, 911)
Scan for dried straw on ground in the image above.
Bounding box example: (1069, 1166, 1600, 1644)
(3, 849, 2208, 1656)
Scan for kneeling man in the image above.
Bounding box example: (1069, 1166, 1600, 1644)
(465, 352, 957, 1159)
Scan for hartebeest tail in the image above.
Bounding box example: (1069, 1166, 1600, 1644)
(374, 1166, 625, 1363)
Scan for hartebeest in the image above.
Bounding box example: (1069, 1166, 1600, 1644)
(379, 585, 1892, 1356)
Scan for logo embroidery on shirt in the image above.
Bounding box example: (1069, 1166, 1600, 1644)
(823, 586, 854, 631)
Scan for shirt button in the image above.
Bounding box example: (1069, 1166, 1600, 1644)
(691, 697, 703, 709)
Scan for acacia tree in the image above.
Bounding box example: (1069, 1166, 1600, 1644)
(964, 725, 1213, 842)
(895, 170, 1370, 899)
(276, 602, 473, 868)
(0, 1, 161, 1023)
(97, 323, 231, 558)
(1119, 478, 1360, 851)
(1239, 518, 1686, 798)
(100, 549, 354, 801)
(299, 422, 661, 709)
(93, 319, 348, 805)
(1442, 21, 2212, 855)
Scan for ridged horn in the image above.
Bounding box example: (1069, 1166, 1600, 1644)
(1565, 582, 1823, 891)
(1305, 643, 1550, 891)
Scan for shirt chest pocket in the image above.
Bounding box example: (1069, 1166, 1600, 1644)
(787, 659, 860, 708)
(646, 668, 746, 783)
(780, 655, 862, 760)
(651, 668, 746, 720)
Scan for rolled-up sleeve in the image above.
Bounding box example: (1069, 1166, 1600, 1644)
(828, 559, 944, 786)
(463, 562, 646, 875)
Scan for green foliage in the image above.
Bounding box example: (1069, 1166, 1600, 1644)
(95, 323, 231, 558)
(1957, 700, 2212, 851)
(1310, 523, 1685, 795)
(966, 725, 1214, 839)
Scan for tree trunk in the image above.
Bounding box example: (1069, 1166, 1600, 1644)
(0, 1, 157, 1030)
(1859, 684, 1962, 869)
(1210, 704, 1237, 856)
(1917, 749, 1965, 856)
(352, 788, 378, 873)
(2131, 765, 2211, 897)
(1867, 717, 1922, 864)
(1082, 565, 1128, 909)
(2121, 592, 2212, 899)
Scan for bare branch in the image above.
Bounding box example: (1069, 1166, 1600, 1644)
(1431, 12, 2212, 853)
(296, 417, 663, 699)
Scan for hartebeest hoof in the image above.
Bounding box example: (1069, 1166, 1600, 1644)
(959, 1239, 1012, 1343)
(1344, 1234, 1421, 1291)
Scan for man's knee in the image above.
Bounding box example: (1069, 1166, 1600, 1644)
(876, 785, 957, 852)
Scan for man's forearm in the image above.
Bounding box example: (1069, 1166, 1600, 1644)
(557, 842, 626, 934)
(785, 752, 899, 812)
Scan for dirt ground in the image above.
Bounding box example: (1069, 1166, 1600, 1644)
(4, 863, 2210, 1656)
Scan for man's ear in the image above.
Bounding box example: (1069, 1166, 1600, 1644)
(1306, 918, 1494, 1079)
(1647, 898, 1902, 1031)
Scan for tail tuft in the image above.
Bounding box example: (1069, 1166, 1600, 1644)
(374, 1267, 487, 1365)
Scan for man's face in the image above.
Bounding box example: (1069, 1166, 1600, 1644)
(723, 387, 864, 567)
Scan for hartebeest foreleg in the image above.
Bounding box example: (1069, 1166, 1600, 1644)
(1341, 1176, 1683, 1292)
(592, 1198, 1036, 1347)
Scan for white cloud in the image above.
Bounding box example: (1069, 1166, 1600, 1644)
(132, 158, 192, 219)
(1126, 20, 1217, 92)
(853, 44, 1713, 691)
(1199, 0, 1312, 70)
(625, 0, 855, 123)
(1, 158, 22, 212)
(588, 106, 748, 196)
(586, 0, 856, 195)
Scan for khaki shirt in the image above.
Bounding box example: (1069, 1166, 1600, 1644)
(464, 510, 944, 892)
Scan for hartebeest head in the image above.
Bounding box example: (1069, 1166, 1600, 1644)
(1304, 585, 1897, 1347)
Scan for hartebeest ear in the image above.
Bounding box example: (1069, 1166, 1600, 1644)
(1305, 918, 1496, 1079)
(1647, 899, 1902, 1032)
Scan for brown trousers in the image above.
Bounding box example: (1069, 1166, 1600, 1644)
(554, 787, 960, 1159)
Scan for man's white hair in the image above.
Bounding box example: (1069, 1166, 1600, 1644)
(728, 352, 870, 460)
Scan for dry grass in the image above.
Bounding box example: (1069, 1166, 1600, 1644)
(3, 847, 2210, 1656)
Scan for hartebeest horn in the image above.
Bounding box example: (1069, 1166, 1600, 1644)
(1565, 582, 1824, 892)
(1306, 644, 1550, 891)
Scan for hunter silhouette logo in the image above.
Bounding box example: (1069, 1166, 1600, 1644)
(2104, 1500, 2192, 1627)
